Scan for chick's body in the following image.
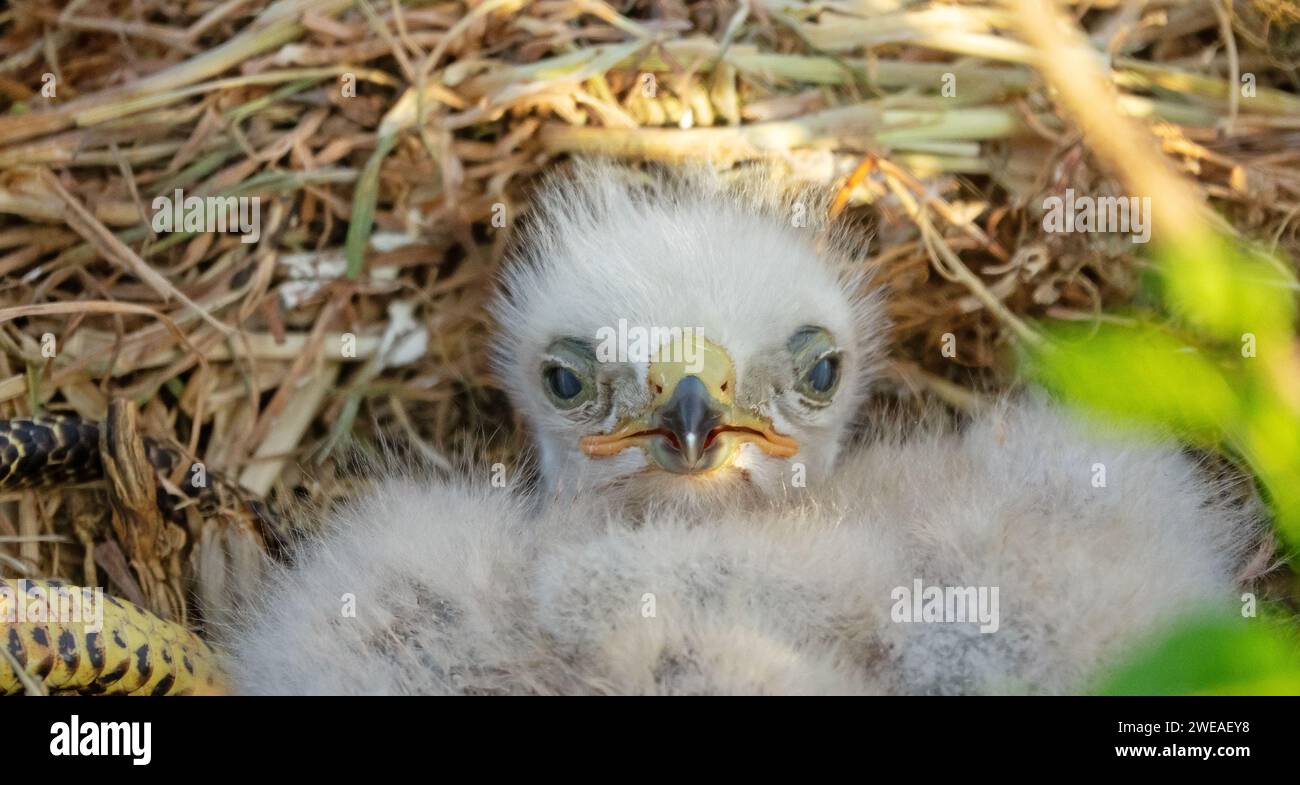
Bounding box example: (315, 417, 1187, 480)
(228, 163, 1258, 695)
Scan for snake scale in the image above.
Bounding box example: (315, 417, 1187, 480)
(1, 579, 226, 695)
(0, 413, 253, 696)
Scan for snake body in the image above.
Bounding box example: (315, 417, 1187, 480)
(1, 579, 226, 695)
(1, 414, 241, 696)
(0, 416, 104, 489)
(0, 414, 207, 500)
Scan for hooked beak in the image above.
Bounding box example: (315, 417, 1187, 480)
(579, 338, 798, 474)
(654, 375, 720, 469)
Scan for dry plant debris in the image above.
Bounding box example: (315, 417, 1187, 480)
(0, 0, 1296, 630)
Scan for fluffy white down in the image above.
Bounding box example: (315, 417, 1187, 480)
(228, 399, 1257, 695)
(490, 161, 884, 504)
(225, 162, 1260, 694)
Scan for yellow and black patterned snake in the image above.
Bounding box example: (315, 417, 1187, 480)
(1, 414, 236, 695)
(1, 578, 225, 695)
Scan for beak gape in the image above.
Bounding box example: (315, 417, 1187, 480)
(651, 374, 725, 472)
(579, 339, 799, 474)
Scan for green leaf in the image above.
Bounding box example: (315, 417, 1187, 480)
(1024, 322, 1241, 440)
(1096, 614, 1300, 695)
(1159, 237, 1296, 340)
(345, 132, 398, 279)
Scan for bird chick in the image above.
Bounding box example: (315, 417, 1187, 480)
(491, 162, 886, 515)
(226, 162, 1261, 695)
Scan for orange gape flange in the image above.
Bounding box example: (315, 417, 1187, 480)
(579, 337, 799, 466)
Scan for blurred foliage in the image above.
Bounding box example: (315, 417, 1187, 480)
(1096, 613, 1300, 696)
(1023, 231, 1300, 695)
(1025, 234, 1300, 547)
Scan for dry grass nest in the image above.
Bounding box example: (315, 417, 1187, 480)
(0, 0, 1297, 629)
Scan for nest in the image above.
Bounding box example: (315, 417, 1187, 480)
(0, 0, 1297, 629)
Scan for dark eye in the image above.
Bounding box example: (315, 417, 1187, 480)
(546, 366, 583, 400)
(805, 356, 839, 394)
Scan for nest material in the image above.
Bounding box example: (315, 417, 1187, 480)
(0, 0, 1297, 629)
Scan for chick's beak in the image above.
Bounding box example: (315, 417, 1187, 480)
(652, 375, 723, 471)
(579, 338, 799, 473)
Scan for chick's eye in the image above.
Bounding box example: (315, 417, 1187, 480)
(804, 355, 840, 396)
(546, 366, 583, 400)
